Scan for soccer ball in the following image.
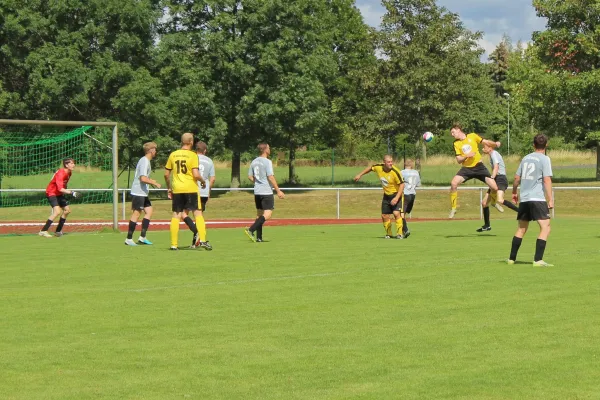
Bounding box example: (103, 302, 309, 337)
(423, 132, 434, 142)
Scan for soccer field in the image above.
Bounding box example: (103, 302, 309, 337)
(2, 219, 600, 399)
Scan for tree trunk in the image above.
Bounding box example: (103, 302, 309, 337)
(288, 143, 297, 184)
(231, 151, 241, 188)
(597, 145, 600, 181)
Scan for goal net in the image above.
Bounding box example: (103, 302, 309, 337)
(0, 121, 118, 235)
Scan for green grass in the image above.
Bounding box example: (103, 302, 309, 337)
(2, 219, 600, 399)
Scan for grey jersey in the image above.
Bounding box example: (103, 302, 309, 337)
(489, 150, 506, 176)
(401, 169, 421, 195)
(516, 152, 553, 202)
(248, 157, 274, 195)
(130, 156, 151, 196)
(197, 154, 215, 197)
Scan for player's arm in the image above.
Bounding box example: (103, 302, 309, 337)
(511, 175, 521, 203)
(354, 166, 372, 182)
(193, 168, 206, 188)
(268, 175, 285, 199)
(164, 168, 172, 197)
(543, 176, 553, 209)
(392, 183, 405, 205)
(482, 139, 501, 148)
(490, 164, 499, 179)
(455, 154, 469, 164)
(140, 175, 161, 189)
(55, 170, 78, 197)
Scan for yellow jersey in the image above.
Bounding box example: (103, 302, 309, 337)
(371, 164, 404, 196)
(453, 133, 483, 168)
(165, 149, 199, 193)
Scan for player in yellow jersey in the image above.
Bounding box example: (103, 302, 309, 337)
(164, 132, 211, 251)
(354, 155, 407, 239)
(449, 123, 501, 219)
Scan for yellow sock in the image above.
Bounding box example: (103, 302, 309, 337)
(490, 192, 497, 205)
(450, 191, 458, 209)
(170, 218, 180, 247)
(383, 220, 392, 236)
(196, 214, 207, 241)
(395, 219, 404, 236)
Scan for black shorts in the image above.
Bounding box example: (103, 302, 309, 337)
(172, 193, 199, 213)
(517, 201, 550, 221)
(47, 195, 68, 208)
(131, 195, 152, 211)
(403, 194, 416, 214)
(254, 194, 275, 211)
(200, 196, 208, 212)
(487, 175, 509, 193)
(456, 162, 491, 183)
(381, 193, 403, 214)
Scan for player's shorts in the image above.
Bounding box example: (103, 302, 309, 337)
(131, 195, 152, 211)
(402, 194, 416, 214)
(47, 195, 68, 208)
(487, 174, 509, 193)
(172, 193, 199, 213)
(456, 162, 491, 183)
(517, 201, 550, 221)
(254, 194, 275, 210)
(381, 193, 403, 214)
(200, 196, 208, 212)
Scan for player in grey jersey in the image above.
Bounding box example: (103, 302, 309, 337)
(400, 159, 421, 237)
(507, 134, 554, 267)
(125, 142, 161, 246)
(244, 143, 285, 242)
(476, 144, 519, 232)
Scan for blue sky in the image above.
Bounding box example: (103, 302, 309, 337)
(356, 0, 548, 60)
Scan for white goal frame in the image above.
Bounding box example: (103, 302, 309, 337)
(0, 119, 119, 230)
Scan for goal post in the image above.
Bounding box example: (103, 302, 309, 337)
(0, 119, 119, 231)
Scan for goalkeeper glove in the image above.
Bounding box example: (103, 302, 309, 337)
(72, 191, 80, 198)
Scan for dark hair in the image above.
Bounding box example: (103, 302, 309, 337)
(451, 122, 463, 130)
(63, 158, 74, 167)
(196, 141, 207, 153)
(533, 134, 548, 150)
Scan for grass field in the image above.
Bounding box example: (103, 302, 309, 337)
(2, 219, 600, 399)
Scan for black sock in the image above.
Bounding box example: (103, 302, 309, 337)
(56, 218, 67, 233)
(183, 216, 198, 234)
(500, 200, 519, 212)
(141, 218, 150, 237)
(483, 207, 490, 226)
(509, 236, 523, 261)
(42, 219, 53, 232)
(249, 216, 266, 233)
(127, 221, 137, 239)
(402, 218, 408, 234)
(534, 239, 547, 262)
(257, 225, 263, 240)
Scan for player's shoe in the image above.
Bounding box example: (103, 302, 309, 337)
(199, 241, 213, 251)
(54, 232, 64, 237)
(38, 231, 53, 238)
(169, 246, 179, 251)
(403, 230, 411, 238)
(448, 208, 457, 219)
(533, 260, 554, 267)
(395, 235, 404, 239)
(124, 239, 137, 246)
(476, 226, 491, 232)
(192, 233, 200, 248)
(384, 235, 391, 239)
(256, 238, 263, 243)
(506, 259, 515, 265)
(493, 203, 505, 213)
(244, 228, 256, 243)
(138, 237, 152, 245)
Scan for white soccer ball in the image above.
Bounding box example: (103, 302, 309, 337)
(423, 132, 434, 142)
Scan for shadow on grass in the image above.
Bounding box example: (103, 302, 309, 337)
(441, 234, 498, 238)
(503, 260, 530, 265)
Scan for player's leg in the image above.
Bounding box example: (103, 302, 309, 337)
(403, 195, 414, 237)
(494, 176, 518, 212)
(170, 194, 185, 249)
(247, 196, 274, 242)
(508, 203, 530, 263)
(40, 201, 62, 237)
(380, 196, 393, 237)
(532, 202, 552, 266)
(193, 194, 207, 243)
(125, 208, 141, 246)
(138, 199, 154, 245)
(477, 191, 492, 232)
(245, 196, 262, 241)
(392, 210, 404, 239)
(484, 176, 498, 191)
(54, 196, 71, 236)
(449, 174, 465, 218)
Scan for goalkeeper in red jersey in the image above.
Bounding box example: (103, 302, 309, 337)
(39, 158, 79, 237)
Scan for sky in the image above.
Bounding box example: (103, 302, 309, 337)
(356, 0, 548, 60)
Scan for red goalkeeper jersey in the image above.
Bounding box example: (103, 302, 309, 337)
(46, 168, 71, 197)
